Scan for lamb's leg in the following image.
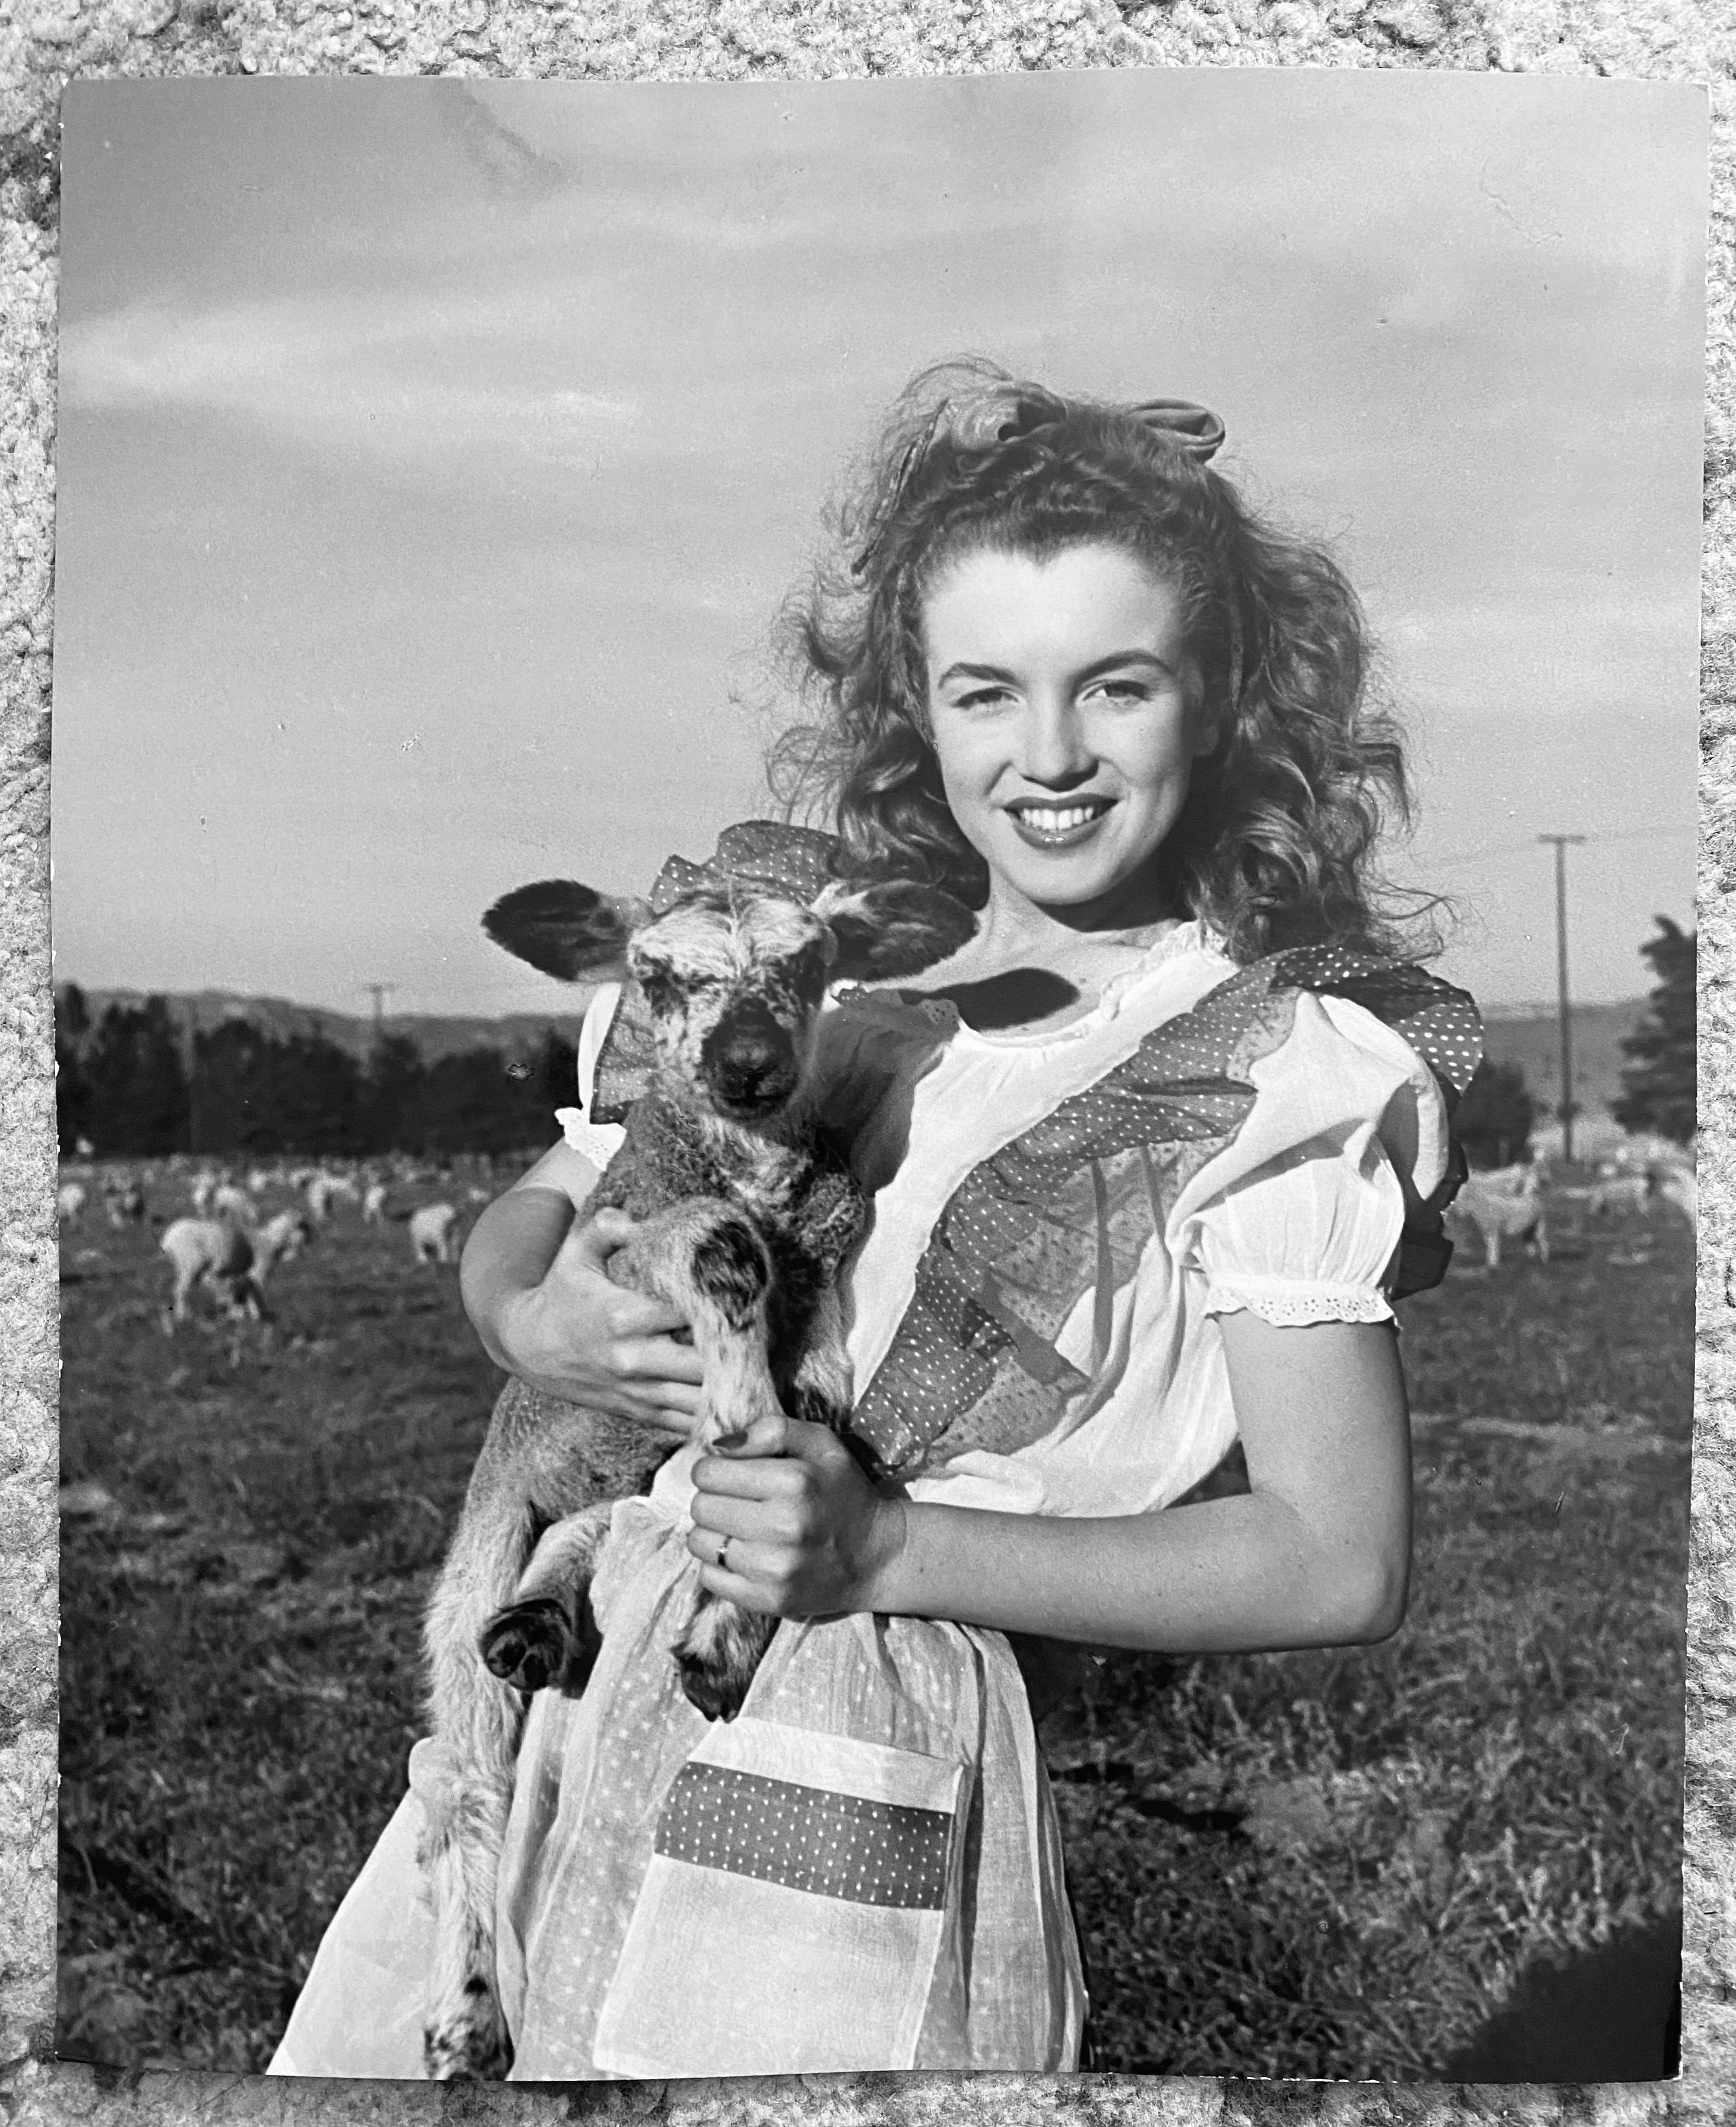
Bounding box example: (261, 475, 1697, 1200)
(785, 1285, 853, 1434)
(420, 1469, 541, 2081)
(626, 1205, 793, 1722)
(1485, 1224, 1501, 1271)
(670, 1287, 855, 1722)
(479, 1504, 612, 1696)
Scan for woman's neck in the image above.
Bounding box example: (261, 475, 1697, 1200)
(968, 872, 1182, 978)
(896, 875, 1191, 1033)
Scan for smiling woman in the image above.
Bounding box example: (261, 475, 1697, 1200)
(923, 549, 1214, 945)
(270, 360, 1484, 2080)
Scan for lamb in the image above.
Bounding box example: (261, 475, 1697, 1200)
(1656, 1163, 1697, 1226)
(362, 1181, 389, 1223)
(159, 1208, 311, 1324)
(212, 1181, 254, 1225)
(1453, 1162, 1549, 1269)
(416, 866, 973, 2082)
(104, 1180, 146, 1227)
(1588, 1170, 1656, 1219)
(305, 1173, 359, 1226)
(409, 1202, 462, 1265)
(57, 1181, 88, 1224)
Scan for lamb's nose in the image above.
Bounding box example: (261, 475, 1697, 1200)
(705, 1009, 798, 1109)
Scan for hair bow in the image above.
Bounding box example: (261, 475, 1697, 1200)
(852, 385, 1227, 577)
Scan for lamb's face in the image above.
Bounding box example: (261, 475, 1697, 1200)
(627, 888, 837, 1122)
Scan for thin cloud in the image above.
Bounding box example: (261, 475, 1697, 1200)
(59, 295, 639, 463)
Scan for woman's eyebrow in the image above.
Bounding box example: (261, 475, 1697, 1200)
(935, 650, 1181, 688)
(935, 660, 1017, 687)
(1076, 650, 1180, 682)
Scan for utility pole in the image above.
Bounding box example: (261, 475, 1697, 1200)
(1538, 835, 1587, 1162)
(362, 983, 395, 1042)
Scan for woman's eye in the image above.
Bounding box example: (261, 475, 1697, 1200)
(952, 686, 1014, 711)
(1088, 678, 1151, 705)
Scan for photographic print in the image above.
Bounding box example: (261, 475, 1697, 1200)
(50, 69, 1703, 2081)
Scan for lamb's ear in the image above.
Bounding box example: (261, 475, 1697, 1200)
(482, 881, 653, 981)
(812, 879, 978, 982)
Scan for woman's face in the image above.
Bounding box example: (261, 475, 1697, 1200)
(921, 542, 1218, 925)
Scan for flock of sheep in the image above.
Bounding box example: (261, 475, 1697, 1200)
(56, 1157, 478, 1327)
(1447, 1133, 1696, 1270)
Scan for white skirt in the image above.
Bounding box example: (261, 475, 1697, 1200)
(269, 1498, 1086, 2079)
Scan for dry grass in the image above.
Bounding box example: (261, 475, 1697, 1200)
(55, 1166, 1691, 2077)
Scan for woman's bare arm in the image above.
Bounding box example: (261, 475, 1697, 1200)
(459, 1140, 704, 1435)
(689, 1313, 1411, 1654)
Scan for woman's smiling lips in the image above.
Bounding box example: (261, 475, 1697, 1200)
(1003, 797, 1115, 847)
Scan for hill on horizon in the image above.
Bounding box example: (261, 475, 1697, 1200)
(1479, 998, 1648, 1118)
(59, 984, 1652, 1117)
(59, 986, 595, 1067)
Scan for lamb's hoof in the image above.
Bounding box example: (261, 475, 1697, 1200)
(480, 1598, 597, 1696)
(676, 1649, 750, 1723)
(424, 1981, 513, 2081)
(789, 1384, 851, 1432)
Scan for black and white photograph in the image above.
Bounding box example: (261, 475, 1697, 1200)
(49, 70, 1703, 2082)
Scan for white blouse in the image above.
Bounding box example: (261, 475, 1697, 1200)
(557, 922, 1449, 1527)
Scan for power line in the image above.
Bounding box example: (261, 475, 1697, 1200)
(1409, 824, 1696, 877)
(1539, 834, 1587, 1163)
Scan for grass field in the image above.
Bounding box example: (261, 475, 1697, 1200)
(54, 1165, 1692, 2080)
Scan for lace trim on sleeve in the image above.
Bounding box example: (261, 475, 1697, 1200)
(1204, 1277, 1395, 1328)
(554, 1106, 627, 1168)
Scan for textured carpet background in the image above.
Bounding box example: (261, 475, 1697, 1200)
(0, 5, 1728, 2122)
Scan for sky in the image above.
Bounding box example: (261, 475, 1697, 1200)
(52, 71, 1706, 1020)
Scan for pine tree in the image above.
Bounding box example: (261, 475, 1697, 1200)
(1453, 1058, 1536, 1170)
(83, 999, 190, 1154)
(363, 1034, 429, 1154)
(1613, 916, 1696, 1144)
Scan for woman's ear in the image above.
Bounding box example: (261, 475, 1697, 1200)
(813, 879, 977, 982)
(481, 881, 653, 981)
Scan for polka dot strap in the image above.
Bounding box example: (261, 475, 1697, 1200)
(846, 952, 1482, 1480)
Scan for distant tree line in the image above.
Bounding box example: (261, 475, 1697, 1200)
(1450, 914, 1694, 1168)
(55, 986, 578, 1159)
(1612, 916, 1695, 1144)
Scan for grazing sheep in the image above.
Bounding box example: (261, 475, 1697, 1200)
(1589, 1170, 1657, 1219)
(305, 1173, 360, 1226)
(1454, 1163, 1549, 1269)
(212, 1182, 254, 1225)
(362, 1181, 389, 1224)
(1655, 1164, 1697, 1227)
(409, 1203, 462, 1265)
(189, 1170, 219, 1216)
(57, 1182, 88, 1224)
(104, 1181, 146, 1227)
(159, 1210, 309, 1325)
(417, 867, 973, 2081)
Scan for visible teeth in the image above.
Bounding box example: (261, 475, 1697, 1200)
(1014, 804, 1104, 832)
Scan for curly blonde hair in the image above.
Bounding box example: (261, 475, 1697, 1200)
(772, 359, 1425, 964)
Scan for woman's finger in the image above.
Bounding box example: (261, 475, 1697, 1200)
(693, 1546, 782, 1613)
(605, 1289, 694, 1339)
(710, 1409, 791, 1458)
(691, 1450, 805, 1501)
(613, 1335, 706, 1386)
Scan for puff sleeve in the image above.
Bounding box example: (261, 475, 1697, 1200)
(1165, 990, 1452, 1329)
(553, 983, 628, 1169)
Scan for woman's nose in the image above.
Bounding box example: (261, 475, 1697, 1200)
(1018, 700, 1094, 786)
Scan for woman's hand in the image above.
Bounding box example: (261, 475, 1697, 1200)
(687, 1413, 908, 1619)
(472, 1202, 705, 1444)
